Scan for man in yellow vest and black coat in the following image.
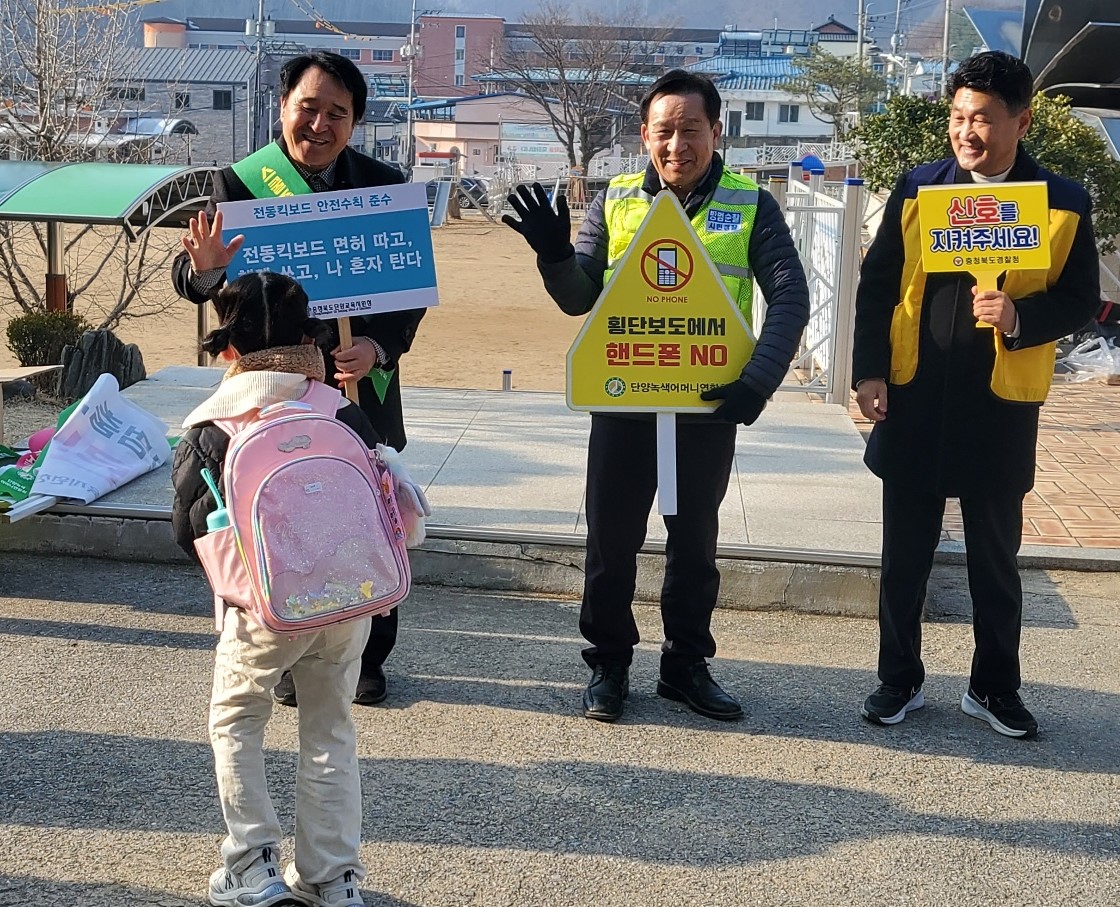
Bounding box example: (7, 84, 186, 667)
(504, 70, 810, 723)
(852, 52, 1100, 738)
(172, 52, 424, 710)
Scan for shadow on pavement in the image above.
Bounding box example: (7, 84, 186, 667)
(0, 873, 424, 907)
(1, 729, 1117, 865)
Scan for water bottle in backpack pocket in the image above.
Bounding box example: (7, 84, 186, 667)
(194, 381, 411, 634)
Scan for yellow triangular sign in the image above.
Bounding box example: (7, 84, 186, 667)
(566, 191, 756, 412)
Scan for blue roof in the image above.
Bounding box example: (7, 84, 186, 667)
(714, 73, 795, 91)
(688, 55, 800, 78)
(406, 91, 531, 111)
(963, 7, 1023, 57)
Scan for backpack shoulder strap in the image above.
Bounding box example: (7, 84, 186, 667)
(210, 413, 255, 439)
(300, 380, 344, 416)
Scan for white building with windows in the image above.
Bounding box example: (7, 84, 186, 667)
(688, 57, 832, 146)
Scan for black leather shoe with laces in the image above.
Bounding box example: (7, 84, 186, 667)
(657, 661, 743, 721)
(582, 665, 629, 722)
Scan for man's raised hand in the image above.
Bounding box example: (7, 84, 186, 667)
(501, 182, 573, 263)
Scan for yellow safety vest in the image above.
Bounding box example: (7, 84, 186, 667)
(602, 169, 760, 319)
(892, 195, 1084, 403)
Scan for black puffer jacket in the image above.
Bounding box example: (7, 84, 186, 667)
(537, 153, 810, 409)
(171, 392, 380, 562)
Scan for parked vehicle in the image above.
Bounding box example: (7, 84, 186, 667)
(425, 177, 489, 209)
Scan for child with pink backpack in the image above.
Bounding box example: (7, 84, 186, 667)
(172, 272, 427, 907)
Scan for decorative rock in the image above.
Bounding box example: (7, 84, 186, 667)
(58, 329, 146, 398)
(1, 379, 35, 402)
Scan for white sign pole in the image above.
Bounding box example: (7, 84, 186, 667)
(656, 411, 677, 516)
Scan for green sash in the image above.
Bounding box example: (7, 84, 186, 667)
(230, 142, 312, 198)
(230, 142, 395, 403)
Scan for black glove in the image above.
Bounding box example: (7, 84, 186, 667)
(501, 182, 573, 263)
(700, 381, 768, 426)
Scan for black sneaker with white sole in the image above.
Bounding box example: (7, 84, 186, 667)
(961, 687, 1038, 739)
(861, 684, 924, 725)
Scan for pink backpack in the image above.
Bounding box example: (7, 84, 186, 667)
(193, 380, 411, 634)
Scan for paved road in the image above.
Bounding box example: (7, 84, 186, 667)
(0, 554, 1117, 906)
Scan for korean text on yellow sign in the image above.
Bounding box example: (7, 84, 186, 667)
(567, 191, 755, 412)
(916, 181, 1051, 274)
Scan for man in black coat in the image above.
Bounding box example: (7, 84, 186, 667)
(173, 51, 425, 708)
(852, 51, 1100, 738)
(504, 70, 810, 723)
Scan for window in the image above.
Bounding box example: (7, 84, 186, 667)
(743, 102, 764, 120)
(779, 104, 799, 123)
(109, 86, 144, 101)
(725, 110, 741, 138)
(454, 74, 465, 86)
(339, 48, 360, 60)
(455, 48, 465, 61)
(372, 49, 393, 61)
(213, 89, 232, 111)
(455, 25, 465, 37)
(173, 92, 190, 112)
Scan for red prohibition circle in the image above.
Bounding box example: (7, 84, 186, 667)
(640, 239, 694, 292)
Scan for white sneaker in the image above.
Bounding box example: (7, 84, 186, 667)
(208, 846, 298, 907)
(285, 866, 366, 907)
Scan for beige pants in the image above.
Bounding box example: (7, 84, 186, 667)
(209, 607, 371, 884)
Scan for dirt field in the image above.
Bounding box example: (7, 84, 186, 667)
(0, 216, 582, 394)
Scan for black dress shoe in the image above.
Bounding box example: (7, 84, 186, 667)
(657, 661, 743, 721)
(354, 667, 387, 705)
(273, 671, 297, 708)
(582, 664, 629, 722)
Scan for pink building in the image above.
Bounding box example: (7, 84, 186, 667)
(413, 14, 505, 97)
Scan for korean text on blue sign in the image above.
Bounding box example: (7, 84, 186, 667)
(218, 182, 438, 318)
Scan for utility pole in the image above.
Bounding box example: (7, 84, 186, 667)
(400, 0, 420, 174)
(856, 0, 866, 68)
(940, 0, 951, 96)
(246, 1, 274, 151)
(889, 0, 903, 97)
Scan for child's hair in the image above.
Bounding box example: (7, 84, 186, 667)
(201, 272, 331, 357)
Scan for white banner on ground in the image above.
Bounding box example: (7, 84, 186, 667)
(30, 374, 171, 504)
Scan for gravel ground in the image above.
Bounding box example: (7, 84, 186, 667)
(0, 397, 64, 447)
(0, 554, 1117, 906)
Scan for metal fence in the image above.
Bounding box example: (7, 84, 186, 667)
(757, 166, 864, 405)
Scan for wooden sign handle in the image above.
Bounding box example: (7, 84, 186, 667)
(336, 316, 359, 403)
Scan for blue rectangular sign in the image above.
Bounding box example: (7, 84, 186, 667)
(218, 183, 438, 318)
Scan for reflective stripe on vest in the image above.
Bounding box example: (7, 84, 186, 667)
(602, 170, 759, 318)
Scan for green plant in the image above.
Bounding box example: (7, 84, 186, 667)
(5, 310, 90, 367)
(851, 93, 1120, 254)
(849, 94, 952, 192)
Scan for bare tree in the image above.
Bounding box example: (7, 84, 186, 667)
(489, 2, 676, 173)
(0, 0, 185, 325)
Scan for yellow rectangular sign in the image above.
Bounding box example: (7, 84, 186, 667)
(916, 181, 1050, 274)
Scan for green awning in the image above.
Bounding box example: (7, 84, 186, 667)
(0, 161, 220, 238)
(0, 162, 69, 206)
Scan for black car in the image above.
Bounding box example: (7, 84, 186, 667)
(425, 177, 489, 209)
